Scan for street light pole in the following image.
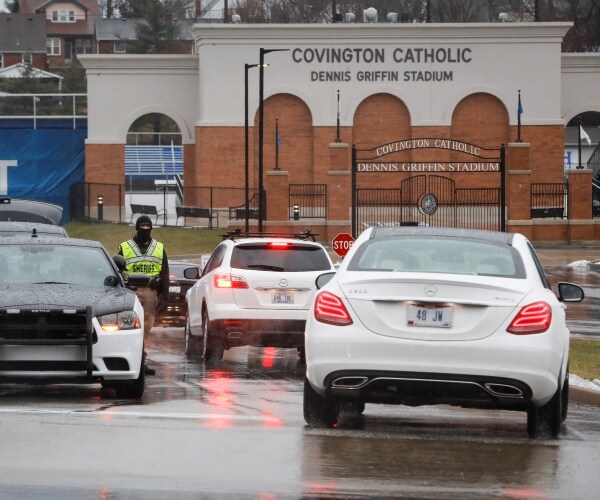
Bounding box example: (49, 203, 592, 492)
(245, 63, 260, 233)
(258, 47, 289, 233)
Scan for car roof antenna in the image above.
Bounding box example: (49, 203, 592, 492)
(32, 228, 38, 238)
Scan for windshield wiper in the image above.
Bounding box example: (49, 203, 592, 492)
(246, 264, 285, 272)
(33, 281, 72, 285)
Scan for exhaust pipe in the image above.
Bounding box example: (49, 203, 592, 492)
(484, 383, 524, 398)
(332, 376, 369, 389)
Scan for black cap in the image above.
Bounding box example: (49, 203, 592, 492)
(135, 215, 153, 230)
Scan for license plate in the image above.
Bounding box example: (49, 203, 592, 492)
(169, 285, 181, 294)
(407, 304, 453, 328)
(272, 291, 294, 304)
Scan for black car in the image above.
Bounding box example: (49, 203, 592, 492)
(156, 260, 202, 327)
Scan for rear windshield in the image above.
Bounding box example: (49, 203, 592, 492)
(169, 262, 200, 279)
(231, 244, 331, 272)
(348, 236, 525, 278)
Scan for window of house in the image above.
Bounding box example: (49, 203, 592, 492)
(114, 41, 126, 53)
(52, 9, 76, 22)
(47, 38, 61, 56)
(75, 39, 93, 55)
(0, 54, 4, 69)
(22, 53, 32, 65)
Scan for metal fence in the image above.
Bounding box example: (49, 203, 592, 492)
(0, 93, 87, 129)
(71, 182, 259, 228)
(288, 184, 327, 220)
(531, 182, 568, 219)
(356, 186, 502, 232)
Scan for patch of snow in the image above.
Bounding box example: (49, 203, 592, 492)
(570, 373, 600, 392)
(568, 260, 590, 268)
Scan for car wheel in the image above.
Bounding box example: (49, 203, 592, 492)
(202, 308, 224, 362)
(184, 313, 198, 357)
(527, 383, 562, 439)
(115, 356, 145, 399)
(561, 369, 569, 423)
(303, 377, 338, 428)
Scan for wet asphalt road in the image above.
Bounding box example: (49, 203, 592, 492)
(0, 328, 599, 499)
(0, 257, 599, 499)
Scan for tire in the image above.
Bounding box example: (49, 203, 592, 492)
(303, 378, 338, 428)
(184, 313, 203, 357)
(527, 382, 562, 439)
(115, 356, 145, 399)
(202, 308, 224, 362)
(561, 369, 569, 423)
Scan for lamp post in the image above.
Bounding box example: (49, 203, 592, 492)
(258, 47, 289, 232)
(245, 63, 260, 233)
(97, 194, 104, 221)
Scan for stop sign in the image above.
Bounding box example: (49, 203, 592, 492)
(332, 232, 355, 257)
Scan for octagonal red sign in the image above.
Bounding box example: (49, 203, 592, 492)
(332, 232, 355, 257)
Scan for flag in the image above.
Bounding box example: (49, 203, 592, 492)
(580, 125, 591, 146)
(517, 95, 523, 116)
(276, 131, 281, 146)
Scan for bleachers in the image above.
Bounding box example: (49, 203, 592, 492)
(125, 145, 184, 176)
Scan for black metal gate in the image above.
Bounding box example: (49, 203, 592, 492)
(351, 140, 505, 236)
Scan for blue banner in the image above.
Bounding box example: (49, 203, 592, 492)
(0, 128, 86, 223)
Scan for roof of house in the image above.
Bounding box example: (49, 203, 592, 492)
(0, 13, 47, 53)
(19, 0, 102, 36)
(95, 18, 195, 41)
(0, 63, 63, 81)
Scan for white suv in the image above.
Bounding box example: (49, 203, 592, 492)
(185, 231, 335, 361)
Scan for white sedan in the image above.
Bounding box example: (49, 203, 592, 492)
(304, 227, 584, 438)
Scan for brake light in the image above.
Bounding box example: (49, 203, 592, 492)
(507, 301, 552, 334)
(268, 242, 291, 249)
(314, 291, 353, 326)
(214, 273, 249, 289)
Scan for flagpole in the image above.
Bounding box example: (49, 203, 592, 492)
(336, 89, 341, 143)
(517, 90, 522, 143)
(577, 117, 583, 169)
(275, 118, 280, 171)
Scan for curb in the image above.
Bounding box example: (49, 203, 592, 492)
(570, 386, 600, 406)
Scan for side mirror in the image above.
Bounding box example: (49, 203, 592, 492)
(113, 254, 126, 272)
(184, 267, 200, 280)
(557, 282, 584, 303)
(103, 275, 120, 287)
(315, 272, 336, 290)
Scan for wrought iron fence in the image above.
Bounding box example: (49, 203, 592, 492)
(531, 182, 568, 219)
(288, 184, 327, 220)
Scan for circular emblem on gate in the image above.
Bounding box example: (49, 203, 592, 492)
(419, 193, 438, 215)
(424, 285, 437, 297)
(279, 279, 288, 288)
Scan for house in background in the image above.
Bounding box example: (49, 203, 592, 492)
(0, 13, 47, 70)
(95, 18, 195, 55)
(18, 0, 102, 67)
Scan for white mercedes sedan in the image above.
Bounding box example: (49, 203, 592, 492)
(304, 227, 584, 438)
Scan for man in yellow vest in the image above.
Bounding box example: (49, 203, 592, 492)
(119, 215, 169, 375)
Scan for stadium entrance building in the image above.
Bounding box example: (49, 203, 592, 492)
(80, 22, 600, 243)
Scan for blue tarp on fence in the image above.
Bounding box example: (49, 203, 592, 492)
(0, 128, 86, 224)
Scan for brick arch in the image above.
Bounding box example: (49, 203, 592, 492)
(254, 93, 314, 184)
(352, 93, 411, 150)
(451, 93, 509, 149)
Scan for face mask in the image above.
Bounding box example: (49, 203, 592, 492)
(137, 228, 152, 242)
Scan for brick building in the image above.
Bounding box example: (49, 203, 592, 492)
(80, 22, 600, 243)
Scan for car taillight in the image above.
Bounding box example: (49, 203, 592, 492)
(214, 273, 249, 289)
(268, 242, 291, 249)
(507, 301, 552, 335)
(314, 291, 353, 326)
